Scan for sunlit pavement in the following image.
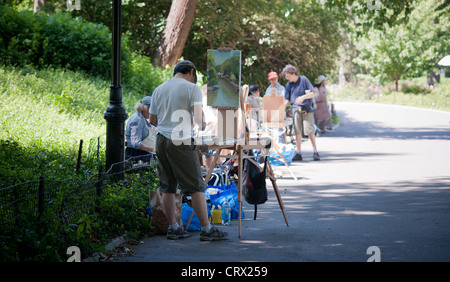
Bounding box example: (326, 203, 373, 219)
(118, 102, 450, 262)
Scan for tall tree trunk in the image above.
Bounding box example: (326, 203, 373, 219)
(153, 0, 198, 68)
(34, 0, 45, 13)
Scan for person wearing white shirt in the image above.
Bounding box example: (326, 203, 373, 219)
(149, 60, 228, 241)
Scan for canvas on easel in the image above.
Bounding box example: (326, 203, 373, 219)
(206, 49, 241, 109)
(261, 94, 297, 180)
(261, 95, 285, 128)
(207, 49, 241, 139)
(185, 49, 289, 237)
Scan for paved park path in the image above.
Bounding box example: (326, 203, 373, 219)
(118, 102, 450, 262)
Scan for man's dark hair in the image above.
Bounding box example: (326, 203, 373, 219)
(173, 60, 197, 83)
(173, 60, 196, 75)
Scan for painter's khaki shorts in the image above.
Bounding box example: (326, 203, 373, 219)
(155, 134, 205, 194)
(293, 110, 315, 136)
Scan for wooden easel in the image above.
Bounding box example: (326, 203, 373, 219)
(186, 81, 289, 238)
(260, 92, 298, 180)
(191, 138, 289, 238)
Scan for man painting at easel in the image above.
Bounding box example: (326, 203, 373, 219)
(149, 60, 229, 241)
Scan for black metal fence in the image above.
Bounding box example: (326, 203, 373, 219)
(0, 157, 157, 229)
(0, 132, 157, 262)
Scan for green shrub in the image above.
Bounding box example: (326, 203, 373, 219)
(123, 53, 172, 95)
(39, 13, 112, 77)
(0, 4, 113, 78)
(0, 4, 172, 94)
(401, 83, 431, 95)
(0, 5, 39, 66)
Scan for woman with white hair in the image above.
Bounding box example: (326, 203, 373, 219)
(125, 96, 156, 162)
(282, 64, 320, 161)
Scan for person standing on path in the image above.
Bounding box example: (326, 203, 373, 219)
(313, 75, 331, 134)
(281, 64, 320, 161)
(149, 60, 228, 241)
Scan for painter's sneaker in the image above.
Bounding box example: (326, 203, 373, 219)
(167, 226, 189, 240)
(200, 226, 228, 241)
(313, 152, 320, 161)
(292, 153, 303, 162)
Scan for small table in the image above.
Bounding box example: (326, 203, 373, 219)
(186, 137, 289, 238)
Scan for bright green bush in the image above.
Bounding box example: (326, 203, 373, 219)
(0, 4, 41, 66)
(0, 4, 172, 94)
(123, 53, 172, 96)
(0, 4, 113, 78)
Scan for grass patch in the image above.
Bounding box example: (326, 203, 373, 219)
(328, 76, 450, 112)
(0, 65, 112, 186)
(0, 65, 166, 261)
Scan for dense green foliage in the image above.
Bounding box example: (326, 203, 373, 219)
(185, 0, 341, 87)
(0, 65, 163, 261)
(0, 4, 112, 77)
(71, 0, 172, 57)
(0, 169, 157, 262)
(353, 0, 449, 89)
(13, 0, 343, 87)
(0, 4, 173, 94)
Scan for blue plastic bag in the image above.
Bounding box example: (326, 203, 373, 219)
(267, 149, 295, 166)
(181, 202, 212, 231)
(205, 184, 244, 220)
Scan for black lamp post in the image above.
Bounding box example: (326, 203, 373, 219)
(104, 0, 128, 179)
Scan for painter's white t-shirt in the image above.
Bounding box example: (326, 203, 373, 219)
(150, 78, 202, 141)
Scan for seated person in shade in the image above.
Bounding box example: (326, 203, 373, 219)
(125, 96, 156, 163)
(246, 84, 262, 130)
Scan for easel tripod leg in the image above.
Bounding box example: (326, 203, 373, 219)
(238, 145, 243, 238)
(266, 159, 289, 226)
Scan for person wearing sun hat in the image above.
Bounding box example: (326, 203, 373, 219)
(264, 71, 287, 143)
(313, 75, 331, 134)
(265, 71, 285, 97)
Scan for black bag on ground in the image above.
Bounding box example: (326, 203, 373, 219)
(242, 150, 268, 220)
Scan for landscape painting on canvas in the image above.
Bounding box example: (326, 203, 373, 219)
(206, 49, 241, 109)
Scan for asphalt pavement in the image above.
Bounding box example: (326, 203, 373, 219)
(117, 102, 450, 262)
